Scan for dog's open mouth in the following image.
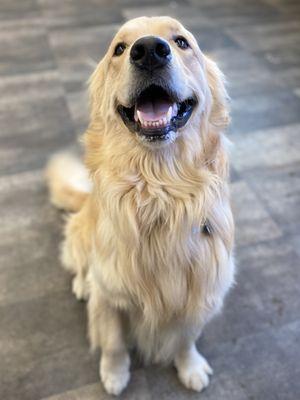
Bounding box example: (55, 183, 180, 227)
(117, 85, 196, 143)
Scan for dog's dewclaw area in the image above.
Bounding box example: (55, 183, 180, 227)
(1, 0, 300, 400)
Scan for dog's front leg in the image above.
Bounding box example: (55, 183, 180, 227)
(174, 341, 213, 392)
(88, 288, 130, 395)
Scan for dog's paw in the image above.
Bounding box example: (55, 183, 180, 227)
(100, 353, 130, 396)
(72, 274, 89, 301)
(101, 368, 130, 396)
(175, 349, 213, 392)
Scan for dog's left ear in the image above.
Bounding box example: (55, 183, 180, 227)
(201, 55, 231, 179)
(204, 55, 230, 131)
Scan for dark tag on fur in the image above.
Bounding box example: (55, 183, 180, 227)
(202, 221, 212, 236)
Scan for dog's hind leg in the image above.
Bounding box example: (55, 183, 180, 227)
(174, 341, 213, 393)
(88, 282, 130, 396)
(61, 203, 93, 301)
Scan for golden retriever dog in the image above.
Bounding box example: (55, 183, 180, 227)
(46, 16, 235, 396)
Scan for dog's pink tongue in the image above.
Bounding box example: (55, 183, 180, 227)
(137, 99, 171, 122)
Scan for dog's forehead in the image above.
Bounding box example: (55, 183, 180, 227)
(115, 17, 184, 43)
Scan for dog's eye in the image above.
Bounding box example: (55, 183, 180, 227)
(175, 36, 189, 49)
(114, 43, 126, 56)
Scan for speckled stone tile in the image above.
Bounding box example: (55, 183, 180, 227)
(0, 0, 40, 21)
(145, 364, 250, 400)
(226, 20, 300, 52)
(208, 46, 292, 100)
(232, 123, 300, 172)
(0, 287, 98, 400)
(122, 3, 214, 28)
(290, 234, 300, 259)
(66, 90, 90, 134)
(271, 66, 300, 88)
(229, 89, 300, 134)
(0, 344, 99, 400)
(0, 71, 75, 175)
(42, 370, 151, 400)
(0, 170, 56, 232)
(204, 320, 300, 400)
(48, 24, 118, 92)
(272, 0, 300, 15)
(242, 163, 300, 235)
(38, 0, 123, 29)
(257, 46, 300, 71)
(191, 0, 282, 27)
(201, 237, 300, 348)
(231, 180, 282, 247)
(0, 20, 55, 76)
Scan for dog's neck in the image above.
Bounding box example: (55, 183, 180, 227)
(85, 119, 229, 246)
(84, 116, 229, 183)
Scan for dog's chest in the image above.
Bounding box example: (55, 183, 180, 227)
(98, 177, 214, 317)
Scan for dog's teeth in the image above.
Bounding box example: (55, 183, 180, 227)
(135, 109, 139, 122)
(167, 106, 173, 122)
(140, 116, 171, 129)
(172, 103, 178, 117)
(137, 110, 143, 123)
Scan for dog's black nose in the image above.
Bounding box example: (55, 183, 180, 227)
(130, 36, 171, 71)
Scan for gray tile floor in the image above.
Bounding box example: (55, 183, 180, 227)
(0, 0, 300, 399)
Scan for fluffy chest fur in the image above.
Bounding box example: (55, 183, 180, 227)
(92, 158, 233, 329)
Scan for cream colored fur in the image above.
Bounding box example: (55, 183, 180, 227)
(46, 16, 235, 396)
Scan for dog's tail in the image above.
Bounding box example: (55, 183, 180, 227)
(45, 152, 92, 212)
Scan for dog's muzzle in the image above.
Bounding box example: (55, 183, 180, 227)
(117, 36, 197, 144)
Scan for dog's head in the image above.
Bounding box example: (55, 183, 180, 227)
(89, 17, 229, 149)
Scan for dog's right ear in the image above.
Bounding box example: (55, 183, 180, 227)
(88, 56, 108, 121)
(84, 57, 108, 173)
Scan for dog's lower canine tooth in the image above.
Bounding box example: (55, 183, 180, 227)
(172, 103, 178, 117)
(137, 110, 143, 123)
(167, 106, 173, 122)
(135, 108, 139, 122)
